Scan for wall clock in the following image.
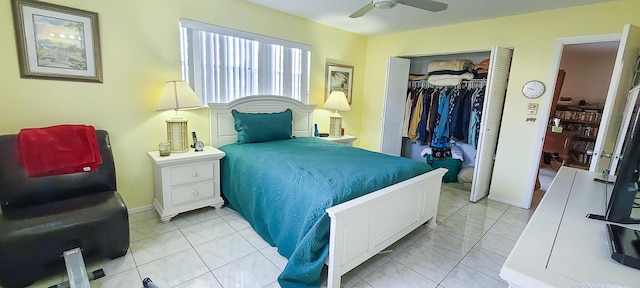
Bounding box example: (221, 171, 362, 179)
(522, 80, 545, 99)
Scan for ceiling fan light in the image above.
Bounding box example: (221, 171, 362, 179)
(374, 1, 397, 9)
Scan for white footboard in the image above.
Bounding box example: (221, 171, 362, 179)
(325, 168, 447, 288)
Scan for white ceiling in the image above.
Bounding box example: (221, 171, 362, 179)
(245, 0, 615, 36)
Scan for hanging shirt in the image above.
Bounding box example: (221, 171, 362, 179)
(469, 87, 486, 148)
(450, 88, 472, 142)
(417, 88, 433, 145)
(431, 88, 452, 149)
(426, 88, 440, 143)
(448, 88, 460, 131)
(408, 90, 424, 140)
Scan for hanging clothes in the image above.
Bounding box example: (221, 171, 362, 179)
(405, 79, 486, 159)
(450, 88, 472, 142)
(430, 88, 453, 159)
(426, 88, 440, 143)
(408, 90, 425, 139)
(417, 87, 434, 145)
(469, 87, 486, 148)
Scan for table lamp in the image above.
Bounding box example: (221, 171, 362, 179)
(324, 91, 351, 137)
(156, 80, 204, 152)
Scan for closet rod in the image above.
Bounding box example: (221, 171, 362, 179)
(460, 79, 487, 89)
(408, 79, 487, 89)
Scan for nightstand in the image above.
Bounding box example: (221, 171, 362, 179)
(320, 135, 357, 146)
(147, 146, 225, 223)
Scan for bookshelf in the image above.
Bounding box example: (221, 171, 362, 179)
(554, 104, 603, 169)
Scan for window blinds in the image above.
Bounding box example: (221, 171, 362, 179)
(180, 19, 311, 104)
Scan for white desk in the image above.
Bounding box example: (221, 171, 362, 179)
(500, 167, 640, 288)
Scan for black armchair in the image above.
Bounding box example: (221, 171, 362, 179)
(0, 130, 129, 288)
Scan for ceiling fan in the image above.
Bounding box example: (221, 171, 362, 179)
(349, 0, 448, 18)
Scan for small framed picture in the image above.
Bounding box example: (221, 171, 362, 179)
(11, 0, 103, 82)
(325, 63, 354, 104)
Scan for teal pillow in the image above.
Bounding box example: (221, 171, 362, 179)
(232, 109, 293, 144)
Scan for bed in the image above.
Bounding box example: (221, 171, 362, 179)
(210, 96, 447, 288)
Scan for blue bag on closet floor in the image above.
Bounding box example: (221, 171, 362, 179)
(427, 156, 462, 183)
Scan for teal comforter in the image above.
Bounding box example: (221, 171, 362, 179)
(219, 137, 432, 288)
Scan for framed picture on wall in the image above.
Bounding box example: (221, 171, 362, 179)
(11, 0, 103, 82)
(325, 63, 354, 104)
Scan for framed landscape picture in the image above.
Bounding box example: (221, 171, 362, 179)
(325, 63, 354, 104)
(11, 0, 103, 82)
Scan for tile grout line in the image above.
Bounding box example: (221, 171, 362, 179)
(175, 213, 226, 288)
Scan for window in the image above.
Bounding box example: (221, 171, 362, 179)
(180, 19, 311, 104)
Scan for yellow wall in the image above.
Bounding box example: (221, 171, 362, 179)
(360, 0, 640, 206)
(0, 0, 367, 208)
(3, 0, 639, 210)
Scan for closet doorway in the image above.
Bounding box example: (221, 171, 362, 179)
(529, 24, 640, 208)
(537, 42, 619, 196)
(380, 47, 513, 202)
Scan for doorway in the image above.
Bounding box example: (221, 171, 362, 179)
(536, 42, 619, 200)
(527, 24, 640, 210)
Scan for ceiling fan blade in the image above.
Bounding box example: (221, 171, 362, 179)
(398, 0, 448, 12)
(349, 2, 375, 18)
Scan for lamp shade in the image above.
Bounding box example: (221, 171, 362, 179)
(156, 80, 203, 153)
(157, 80, 203, 111)
(324, 91, 351, 112)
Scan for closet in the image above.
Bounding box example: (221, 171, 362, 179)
(380, 47, 513, 202)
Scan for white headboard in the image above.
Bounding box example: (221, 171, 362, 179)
(209, 95, 317, 147)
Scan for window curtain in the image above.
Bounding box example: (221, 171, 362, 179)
(180, 20, 310, 104)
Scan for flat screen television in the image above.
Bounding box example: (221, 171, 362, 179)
(587, 105, 640, 270)
(587, 104, 640, 224)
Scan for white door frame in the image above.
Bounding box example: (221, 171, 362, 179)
(524, 33, 621, 209)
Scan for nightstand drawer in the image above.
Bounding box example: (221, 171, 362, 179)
(172, 180, 215, 205)
(170, 163, 214, 185)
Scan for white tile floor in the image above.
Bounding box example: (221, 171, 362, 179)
(27, 185, 535, 288)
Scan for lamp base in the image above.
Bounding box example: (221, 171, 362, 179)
(329, 113, 342, 138)
(166, 118, 189, 153)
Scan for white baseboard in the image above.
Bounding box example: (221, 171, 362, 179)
(128, 204, 154, 215)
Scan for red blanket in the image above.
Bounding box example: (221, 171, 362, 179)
(18, 125, 103, 177)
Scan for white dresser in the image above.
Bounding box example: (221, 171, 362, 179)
(319, 135, 357, 146)
(147, 147, 225, 223)
(500, 167, 640, 287)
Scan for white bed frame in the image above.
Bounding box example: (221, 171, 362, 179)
(210, 95, 447, 288)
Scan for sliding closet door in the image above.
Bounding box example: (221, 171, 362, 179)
(470, 47, 513, 202)
(380, 57, 410, 156)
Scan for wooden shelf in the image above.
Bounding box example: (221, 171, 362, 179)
(556, 104, 604, 111)
(559, 119, 600, 125)
(573, 135, 597, 140)
(553, 103, 602, 169)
